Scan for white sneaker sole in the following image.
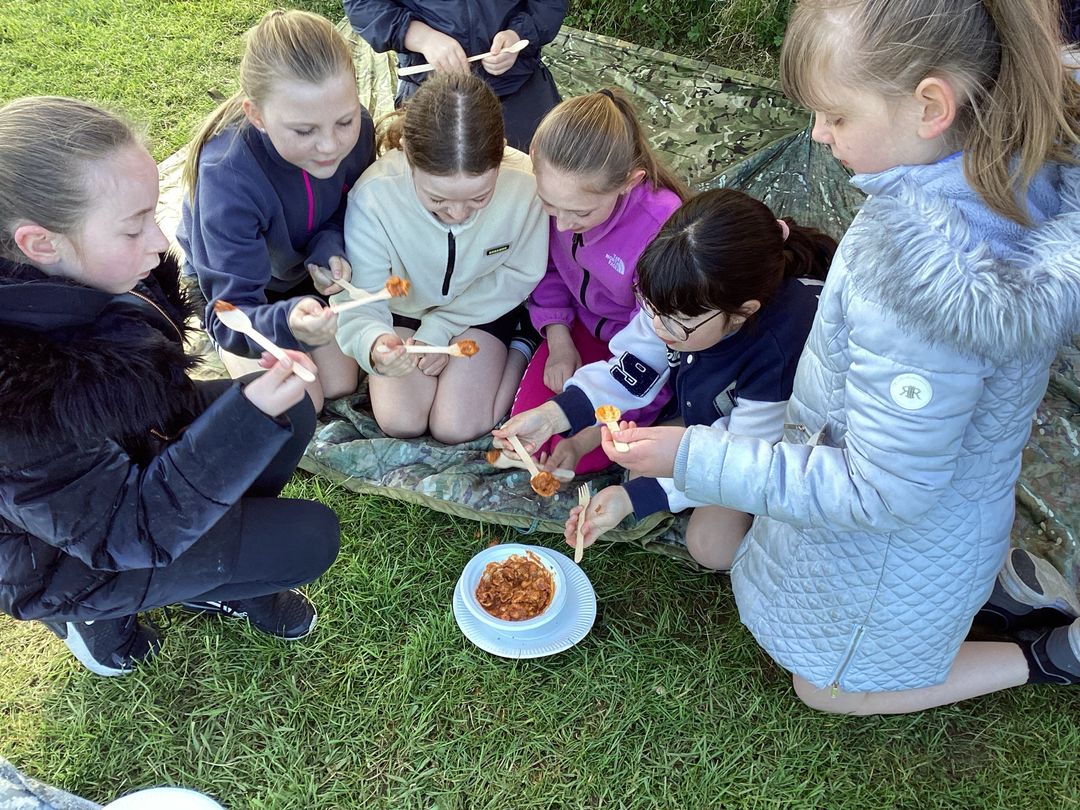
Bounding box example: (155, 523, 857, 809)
(61, 623, 133, 677)
(1001, 549, 1080, 617)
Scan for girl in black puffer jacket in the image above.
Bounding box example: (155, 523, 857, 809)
(0, 97, 340, 676)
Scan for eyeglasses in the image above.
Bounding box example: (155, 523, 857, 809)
(636, 294, 725, 342)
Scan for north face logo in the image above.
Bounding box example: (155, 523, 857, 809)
(606, 253, 626, 275)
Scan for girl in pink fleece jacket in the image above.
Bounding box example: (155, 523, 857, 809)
(508, 88, 687, 475)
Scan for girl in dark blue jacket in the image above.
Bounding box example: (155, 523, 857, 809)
(344, 0, 565, 149)
(0, 97, 339, 677)
(179, 10, 376, 409)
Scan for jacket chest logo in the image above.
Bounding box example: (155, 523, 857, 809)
(890, 373, 933, 410)
(606, 253, 626, 275)
(485, 243, 511, 256)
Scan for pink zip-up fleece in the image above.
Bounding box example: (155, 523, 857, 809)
(511, 180, 681, 474)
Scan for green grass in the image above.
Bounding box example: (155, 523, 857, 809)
(3, 2, 1080, 808)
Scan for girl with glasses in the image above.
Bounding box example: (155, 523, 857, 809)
(495, 188, 835, 569)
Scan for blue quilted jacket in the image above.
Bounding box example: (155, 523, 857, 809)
(674, 154, 1080, 692)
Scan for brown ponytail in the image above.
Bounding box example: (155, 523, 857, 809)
(779, 218, 835, 283)
(378, 72, 504, 175)
(531, 88, 689, 201)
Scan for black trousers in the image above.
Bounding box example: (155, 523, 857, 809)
(63, 379, 340, 622)
(396, 63, 562, 152)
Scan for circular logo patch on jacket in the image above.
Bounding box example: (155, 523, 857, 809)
(889, 373, 933, 410)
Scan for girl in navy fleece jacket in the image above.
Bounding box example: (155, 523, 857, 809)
(178, 10, 376, 408)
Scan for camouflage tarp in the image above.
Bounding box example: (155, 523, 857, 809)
(158, 24, 1079, 572)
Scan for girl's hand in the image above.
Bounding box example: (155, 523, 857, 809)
(288, 297, 336, 346)
(564, 485, 633, 549)
(306, 255, 352, 296)
(543, 341, 581, 393)
(482, 30, 522, 76)
(243, 350, 316, 417)
(603, 423, 686, 478)
(492, 401, 571, 455)
(410, 23, 468, 73)
(411, 340, 448, 377)
(543, 438, 583, 474)
(370, 333, 413, 377)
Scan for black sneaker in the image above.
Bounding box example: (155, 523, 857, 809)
(41, 615, 162, 677)
(1021, 617, 1080, 685)
(976, 548, 1080, 633)
(181, 589, 317, 640)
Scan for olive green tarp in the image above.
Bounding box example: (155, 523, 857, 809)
(157, 24, 1079, 577)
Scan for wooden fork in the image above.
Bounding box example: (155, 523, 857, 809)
(575, 483, 590, 564)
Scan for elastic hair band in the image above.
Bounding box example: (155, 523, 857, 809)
(777, 219, 790, 241)
(598, 88, 615, 101)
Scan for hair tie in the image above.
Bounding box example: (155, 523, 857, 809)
(598, 88, 615, 101)
(777, 218, 790, 241)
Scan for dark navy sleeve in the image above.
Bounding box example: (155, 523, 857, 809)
(552, 385, 597, 436)
(623, 476, 669, 518)
(733, 281, 821, 404)
(506, 1, 567, 47)
(0, 386, 291, 572)
(344, 0, 417, 53)
(184, 155, 308, 356)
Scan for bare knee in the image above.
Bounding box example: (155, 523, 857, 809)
(430, 417, 490, 445)
(319, 371, 359, 402)
(306, 382, 325, 414)
(685, 522, 738, 572)
(375, 412, 427, 439)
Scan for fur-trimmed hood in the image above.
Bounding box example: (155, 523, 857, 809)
(844, 157, 1080, 365)
(0, 253, 202, 458)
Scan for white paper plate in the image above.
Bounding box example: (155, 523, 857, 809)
(453, 546, 597, 659)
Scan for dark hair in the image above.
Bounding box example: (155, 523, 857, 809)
(379, 72, 505, 175)
(636, 189, 836, 321)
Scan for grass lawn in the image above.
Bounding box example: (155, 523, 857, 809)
(2, 1, 1080, 808)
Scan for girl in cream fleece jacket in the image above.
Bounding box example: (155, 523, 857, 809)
(336, 73, 547, 443)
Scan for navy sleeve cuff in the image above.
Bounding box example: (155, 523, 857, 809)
(623, 477, 669, 519)
(553, 385, 596, 435)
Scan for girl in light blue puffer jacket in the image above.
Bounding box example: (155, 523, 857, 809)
(607, 0, 1080, 713)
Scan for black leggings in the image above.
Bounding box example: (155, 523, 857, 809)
(80, 379, 340, 620)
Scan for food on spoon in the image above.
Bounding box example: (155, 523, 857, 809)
(385, 276, 410, 297)
(455, 339, 479, 357)
(595, 404, 621, 424)
(530, 470, 560, 497)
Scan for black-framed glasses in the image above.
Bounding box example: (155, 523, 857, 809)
(636, 294, 725, 342)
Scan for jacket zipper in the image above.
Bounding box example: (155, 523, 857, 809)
(441, 231, 457, 296)
(593, 316, 608, 338)
(302, 169, 315, 233)
(123, 290, 183, 341)
(572, 233, 593, 312)
(828, 625, 865, 697)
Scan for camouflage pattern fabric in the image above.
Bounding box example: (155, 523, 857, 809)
(157, 24, 1078, 570)
(0, 756, 100, 810)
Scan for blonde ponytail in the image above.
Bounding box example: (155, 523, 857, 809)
(182, 9, 356, 202)
(782, 0, 1080, 224)
(531, 88, 689, 201)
